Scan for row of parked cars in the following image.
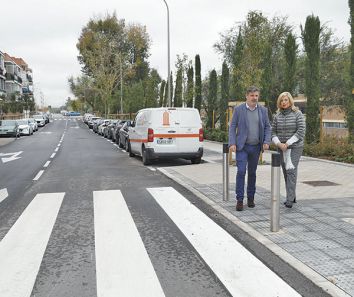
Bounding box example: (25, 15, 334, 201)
(0, 113, 50, 137)
(84, 107, 204, 165)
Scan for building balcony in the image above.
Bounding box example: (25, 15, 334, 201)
(26, 74, 33, 82)
(5, 73, 15, 81)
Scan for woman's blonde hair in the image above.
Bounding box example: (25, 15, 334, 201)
(276, 92, 298, 112)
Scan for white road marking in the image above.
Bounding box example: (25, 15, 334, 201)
(147, 166, 156, 172)
(147, 187, 300, 297)
(54, 147, 59, 152)
(43, 161, 51, 168)
(0, 192, 64, 297)
(202, 157, 217, 164)
(0, 188, 9, 204)
(33, 170, 44, 181)
(50, 153, 56, 159)
(93, 190, 165, 297)
(0, 151, 23, 163)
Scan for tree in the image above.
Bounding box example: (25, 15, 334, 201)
(186, 65, 194, 107)
(220, 61, 229, 131)
(174, 68, 183, 107)
(261, 41, 273, 114)
(207, 69, 218, 128)
(284, 33, 298, 94)
(159, 80, 166, 107)
(231, 27, 244, 100)
(144, 69, 161, 108)
(348, 0, 354, 142)
(301, 14, 321, 143)
(195, 55, 202, 111)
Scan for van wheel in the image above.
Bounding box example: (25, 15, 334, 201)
(142, 147, 151, 165)
(191, 157, 201, 164)
(128, 142, 135, 157)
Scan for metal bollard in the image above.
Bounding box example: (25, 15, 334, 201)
(270, 153, 281, 232)
(222, 143, 229, 201)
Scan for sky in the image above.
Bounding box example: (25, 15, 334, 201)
(0, 0, 350, 108)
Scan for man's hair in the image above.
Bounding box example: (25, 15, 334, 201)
(246, 86, 260, 94)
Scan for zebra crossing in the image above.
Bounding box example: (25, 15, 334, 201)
(0, 187, 300, 297)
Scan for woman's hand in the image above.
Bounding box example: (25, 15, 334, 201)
(278, 143, 288, 152)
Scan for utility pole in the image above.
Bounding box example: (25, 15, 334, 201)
(162, 0, 171, 107)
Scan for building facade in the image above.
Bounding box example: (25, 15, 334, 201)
(4, 53, 23, 99)
(0, 51, 6, 97)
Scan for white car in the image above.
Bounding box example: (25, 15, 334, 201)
(33, 115, 46, 127)
(27, 118, 38, 132)
(17, 119, 34, 135)
(128, 107, 204, 165)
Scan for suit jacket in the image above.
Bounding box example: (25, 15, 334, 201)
(228, 103, 271, 151)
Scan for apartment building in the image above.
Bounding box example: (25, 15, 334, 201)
(0, 51, 5, 97)
(12, 57, 33, 96)
(4, 53, 23, 99)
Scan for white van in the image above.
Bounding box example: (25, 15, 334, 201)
(128, 107, 203, 165)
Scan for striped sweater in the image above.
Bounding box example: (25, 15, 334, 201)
(271, 108, 306, 148)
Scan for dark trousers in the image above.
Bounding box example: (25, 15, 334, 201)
(235, 144, 261, 201)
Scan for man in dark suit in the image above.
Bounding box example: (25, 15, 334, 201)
(229, 86, 271, 211)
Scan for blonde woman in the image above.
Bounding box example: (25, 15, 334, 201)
(271, 92, 306, 208)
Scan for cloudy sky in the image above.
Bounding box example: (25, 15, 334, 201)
(1, 0, 350, 107)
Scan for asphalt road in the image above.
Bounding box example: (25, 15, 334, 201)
(0, 116, 328, 297)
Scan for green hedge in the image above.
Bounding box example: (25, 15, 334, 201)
(204, 129, 354, 164)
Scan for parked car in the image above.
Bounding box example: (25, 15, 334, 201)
(93, 119, 104, 133)
(128, 107, 203, 165)
(17, 119, 34, 135)
(67, 111, 81, 116)
(0, 120, 20, 137)
(114, 120, 127, 143)
(33, 115, 46, 127)
(88, 117, 101, 129)
(98, 120, 111, 136)
(118, 121, 132, 150)
(105, 120, 118, 139)
(27, 118, 38, 131)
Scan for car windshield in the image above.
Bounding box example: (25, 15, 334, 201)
(34, 115, 43, 119)
(0, 120, 16, 126)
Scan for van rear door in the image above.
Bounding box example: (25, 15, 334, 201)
(175, 109, 202, 153)
(150, 109, 180, 153)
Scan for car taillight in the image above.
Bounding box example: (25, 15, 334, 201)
(148, 128, 154, 142)
(199, 128, 204, 142)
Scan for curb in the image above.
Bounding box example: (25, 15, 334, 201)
(157, 167, 351, 297)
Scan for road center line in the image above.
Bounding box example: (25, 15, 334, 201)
(33, 170, 44, 181)
(93, 190, 165, 297)
(147, 187, 300, 297)
(0, 188, 9, 204)
(54, 147, 59, 152)
(50, 153, 56, 159)
(0, 193, 64, 297)
(43, 161, 51, 168)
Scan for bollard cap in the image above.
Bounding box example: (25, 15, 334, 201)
(271, 153, 281, 167)
(223, 143, 229, 153)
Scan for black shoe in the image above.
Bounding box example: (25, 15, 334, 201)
(285, 201, 293, 208)
(247, 198, 255, 208)
(284, 198, 296, 205)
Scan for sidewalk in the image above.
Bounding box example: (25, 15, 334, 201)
(159, 140, 354, 297)
(0, 138, 15, 147)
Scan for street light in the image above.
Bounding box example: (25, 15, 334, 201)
(162, 0, 171, 107)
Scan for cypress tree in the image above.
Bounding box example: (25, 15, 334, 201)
(261, 42, 273, 114)
(207, 69, 218, 128)
(301, 15, 321, 143)
(174, 68, 183, 107)
(284, 33, 298, 94)
(220, 61, 230, 131)
(348, 0, 354, 143)
(195, 55, 202, 111)
(186, 66, 194, 107)
(160, 80, 166, 107)
(231, 27, 244, 100)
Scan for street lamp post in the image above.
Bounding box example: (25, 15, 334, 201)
(162, 0, 171, 107)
